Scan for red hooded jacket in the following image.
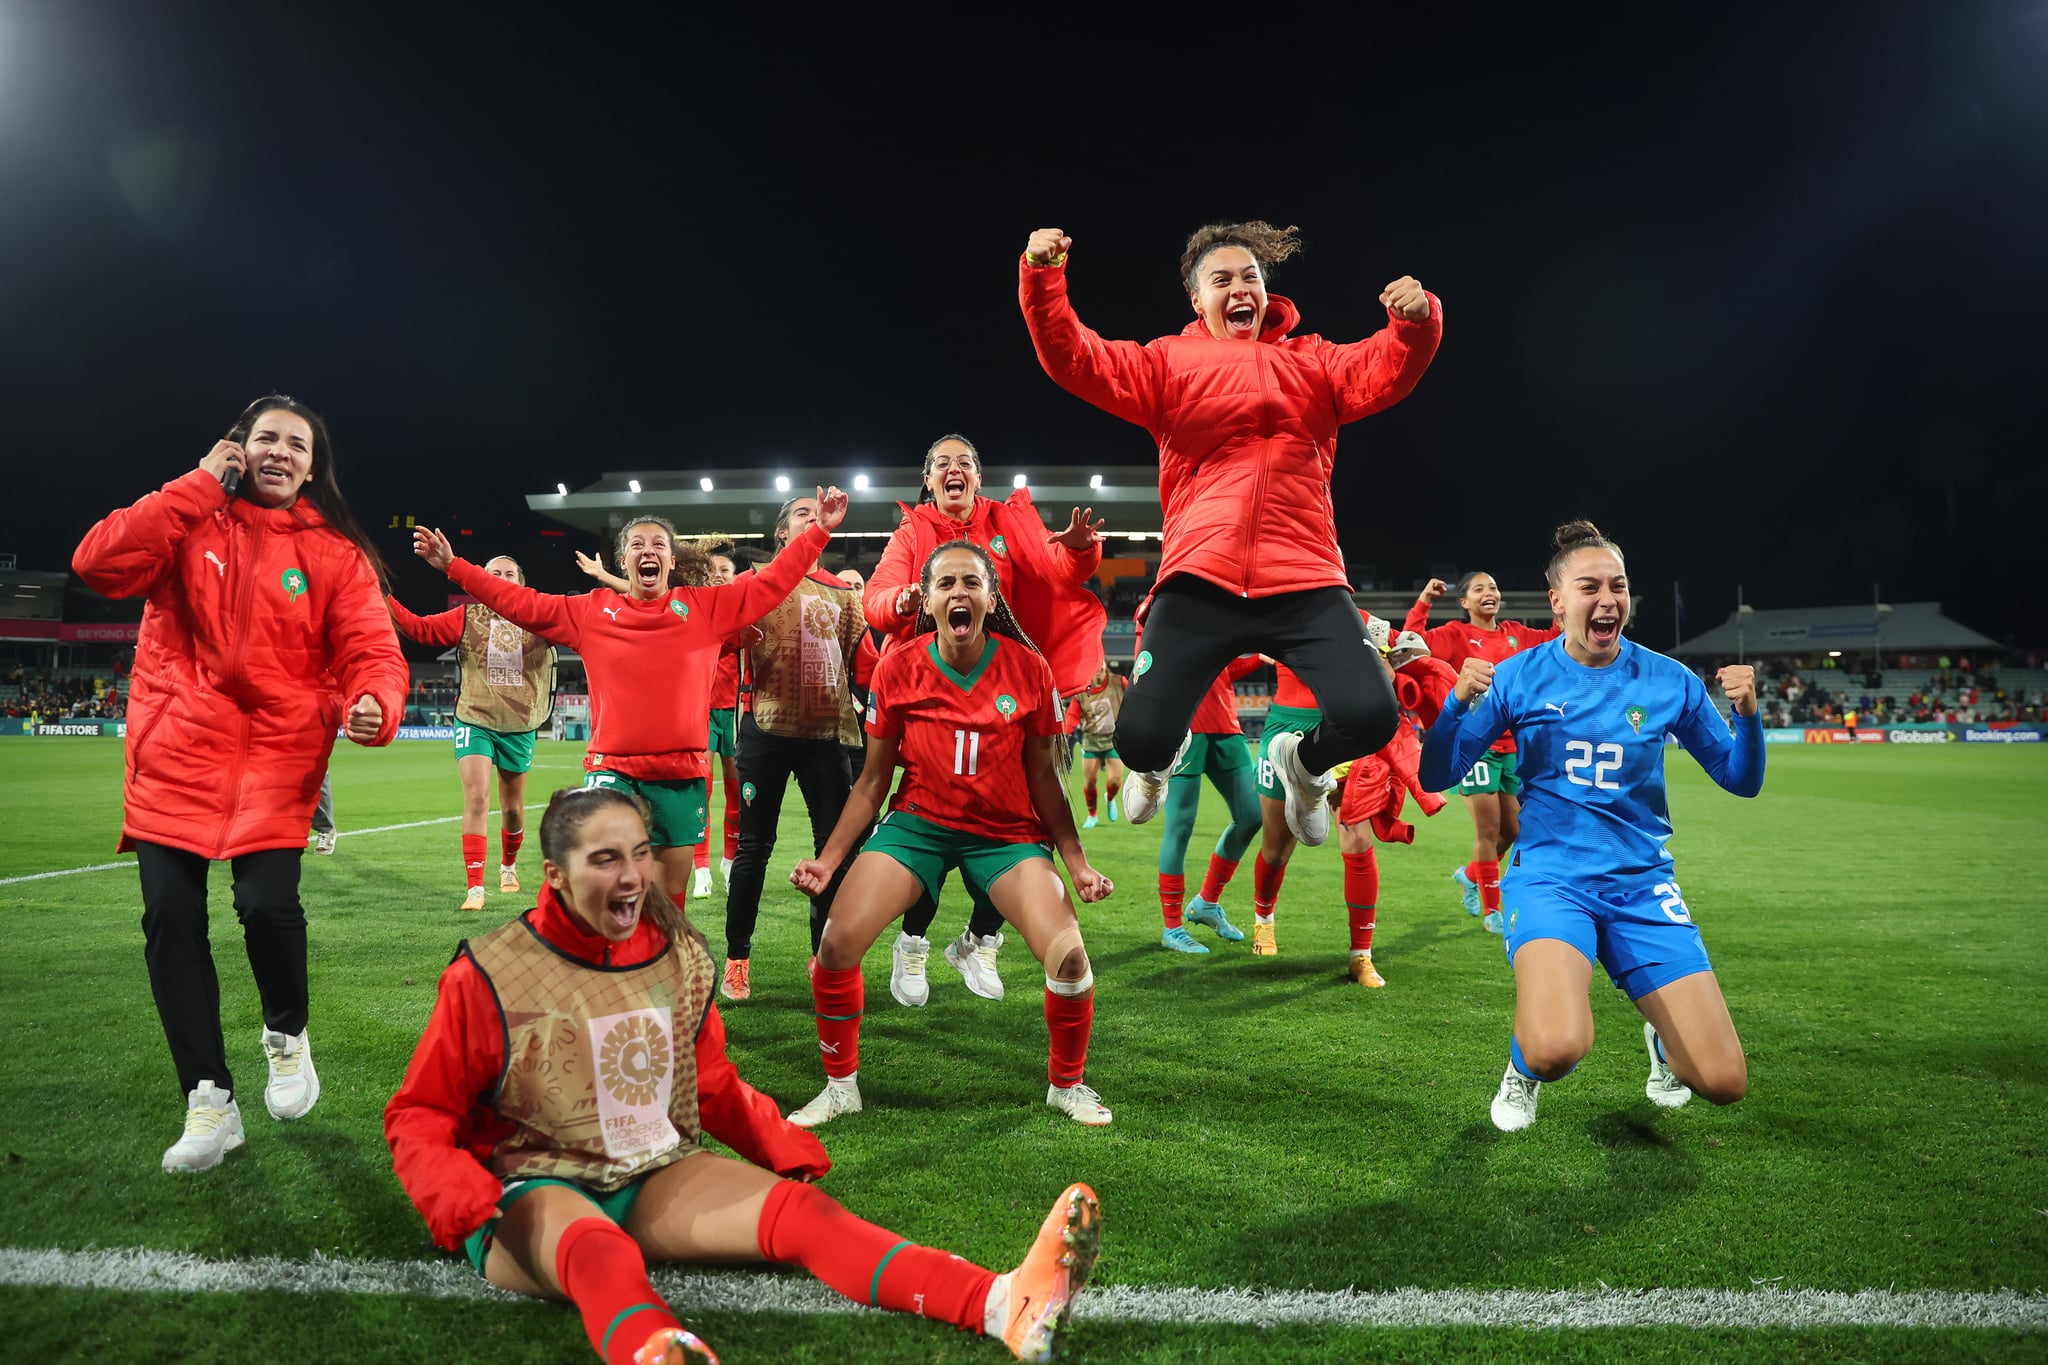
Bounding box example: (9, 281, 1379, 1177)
(72, 469, 408, 859)
(864, 490, 1107, 698)
(1020, 254, 1441, 600)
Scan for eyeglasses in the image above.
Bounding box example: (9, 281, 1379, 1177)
(927, 457, 978, 473)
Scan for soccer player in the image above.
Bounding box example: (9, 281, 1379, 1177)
(1019, 221, 1441, 847)
(1405, 572, 1560, 931)
(1419, 521, 1765, 1133)
(719, 495, 868, 1003)
(1154, 648, 1262, 955)
(412, 488, 848, 902)
(1075, 662, 1127, 829)
(74, 394, 409, 1173)
(389, 557, 562, 911)
(787, 542, 1115, 1128)
(384, 786, 1101, 1365)
(865, 434, 1108, 998)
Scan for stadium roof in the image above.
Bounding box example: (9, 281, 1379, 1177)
(527, 465, 1166, 547)
(1672, 601, 1997, 657)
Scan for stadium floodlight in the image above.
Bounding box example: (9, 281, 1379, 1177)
(628, 479, 641, 494)
(556, 483, 568, 496)
(853, 474, 870, 491)
(1089, 474, 1103, 490)
(1013, 473, 1028, 489)
(1827, 650, 1843, 658)
(699, 477, 714, 492)
(775, 475, 791, 493)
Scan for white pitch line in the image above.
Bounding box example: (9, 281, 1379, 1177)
(0, 804, 552, 886)
(0, 1248, 2042, 1330)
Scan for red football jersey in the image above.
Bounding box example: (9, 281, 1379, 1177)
(866, 633, 1061, 844)
(1400, 608, 1559, 754)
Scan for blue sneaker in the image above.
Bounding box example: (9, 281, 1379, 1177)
(1106, 797, 1118, 823)
(1082, 815, 1100, 829)
(1184, 895, 1245, 943)
(1453, 867, 1481, 916)
(1482, 910, 1504, 935)
(1160, 926, 1209, 954)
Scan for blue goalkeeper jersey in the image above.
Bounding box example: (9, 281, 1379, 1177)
(1420, 637, 1764, 889)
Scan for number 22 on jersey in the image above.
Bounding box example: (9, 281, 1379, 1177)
(1562, 739, 1623, 790)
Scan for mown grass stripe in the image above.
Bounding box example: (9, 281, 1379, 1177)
(3, 1249, 2042, 1329)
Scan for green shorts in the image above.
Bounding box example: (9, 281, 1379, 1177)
(1253, 705, 1322, 798)
(454, 723, 536, 774)
(1079, 738, 1119, 760)
(1457, 748, 1522, 797)
(708, 707, 737, 759)
(1173, 731, 1255, 781)
(462, 1172, 651, 1277)
(584, 771, 707, 848)
(863, 810, 1050, 909)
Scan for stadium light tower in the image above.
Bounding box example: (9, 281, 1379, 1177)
(627, 479, 641, 495)
(1089, 474, 1103, 490)
(699, 476, 714, 492)
(556, 482, 568, 496)
(854, 474, 870, 491)
(1013, 473, 1028, 489)
(775, 475, 791, 493)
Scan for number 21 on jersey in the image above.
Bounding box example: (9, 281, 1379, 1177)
(953, 729, 981, 776)
(1563, 739, 1623, 790)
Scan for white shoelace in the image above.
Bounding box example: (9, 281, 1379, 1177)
(183, 1105, 232, 1136)
(264, 1038, 304, 1077)
(900, 947, 928, 975)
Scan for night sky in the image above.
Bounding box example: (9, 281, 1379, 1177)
(4, 4, 2044, 645)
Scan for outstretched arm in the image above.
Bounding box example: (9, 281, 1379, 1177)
(1018, 229, 1167, 430)
(791, 731, 898, 895)
(1321, 278, 1443, 423)
(574, 549, 631, 594)
(386, 597, 466, 646)
(416, 525, 585, 648)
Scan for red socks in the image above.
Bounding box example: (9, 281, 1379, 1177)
(722, 781, 740, 860)
(1474, 860, 1502, 914)
(812, 965, 864, 1079)
(462, 834, 487, 890)
(692, 840, 709, 872)
(500, 828, 524, 871)
(1045, 983, 1095, 1088)
(1106, 777, 1121, 803)
(757, 1179, 993, 1330)
(1343, 849, 1379, 952)
(1158, 873, 1185, 928)
(1199, 854, 1240, 904)
(555, 1216, 680, 1365)
(1253, 853, 1288, 920)
(1084, 779, 1099, 817)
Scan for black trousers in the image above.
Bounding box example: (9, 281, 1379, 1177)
(723, 713, 862, 959)
(1117, 578, 1401, 775)
(135, 841, 309, 1100)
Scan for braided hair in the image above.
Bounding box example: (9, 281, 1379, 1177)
(915, 539, 1074, 772)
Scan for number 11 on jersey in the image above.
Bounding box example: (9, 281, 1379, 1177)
(953, 729, 981, 776)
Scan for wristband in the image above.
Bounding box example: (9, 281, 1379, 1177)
(1026, 251, 1067, 269)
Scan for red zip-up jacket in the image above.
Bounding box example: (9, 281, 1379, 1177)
(1020, 253, 1440, 600)
(441, 524, 828, 781)
(384, 883, 829, 1251)
(72, 469, 407, 859)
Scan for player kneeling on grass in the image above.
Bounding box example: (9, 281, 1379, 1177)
(385, 785, 1101, 1365)
(788, 541, 1116, 1130)
(1419, 521, 1764, 1133)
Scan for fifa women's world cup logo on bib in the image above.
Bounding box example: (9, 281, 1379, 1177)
(486, 619, 527, 687)
(801, 596, 843, 691)
(590, 1008, 680, 1157)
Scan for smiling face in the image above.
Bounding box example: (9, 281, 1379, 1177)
(542, 802, 654, 943)
(924, 439, 981, 520)
(617, 521, 675, 599)
(839, 567, 865, 595)
(923, 546, 993, 647)
(777, 497, 820, 548)
(242, 409, 316, 508)
(1548, 548, 1630, 666)
(1190, 245, 1269, 342)
(484, 556, 524, 585)
(707, 554, 735, 587)
(1459, 573, 1501, 624)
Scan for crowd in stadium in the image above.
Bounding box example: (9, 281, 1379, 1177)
(1, 665, 126, 720)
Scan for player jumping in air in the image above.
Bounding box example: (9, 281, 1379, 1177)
(1420, 521, 1764, 1132)
(789, 541, 1115, 1128)
(386, 785, 1101, 1365)
(1019, 221, 1441, 847)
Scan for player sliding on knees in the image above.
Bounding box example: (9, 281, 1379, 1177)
(1018, 220, 1441, 848)
(789, 541, 1116, 1129)
(386, 786, 1101, 1365)
(1419, 521, 1765, 1133)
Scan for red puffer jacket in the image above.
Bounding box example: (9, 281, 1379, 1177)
(73, 469, 408, 859)
(1020, 255, 1440, 599)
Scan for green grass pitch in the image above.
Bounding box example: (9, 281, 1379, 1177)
(0, 737, 2042, 1362)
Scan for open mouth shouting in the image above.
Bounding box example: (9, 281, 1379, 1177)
(635, 554, 665, 591)
(941, 472, 970, 502)
(1587, 612, 1623, 650)
(604, 891, 641, 935)
(945, 601, 975, 641)
(1224, 303, 1259, 338)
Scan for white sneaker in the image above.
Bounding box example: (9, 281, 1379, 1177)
(1118, 731, 1190, 827)
(691, 865, 713, 902)
(890, 932, 931, 1007)
(1268, 730, 1335, 847)
(945, 930, 1005, 1001)
(311, 830, 338, 856)
(719, 856, 734, 886)
(788, 1076, 862, 1128)
(162, 1081, 244, 1173)
(261, 1028, 320, 1120)
(1644, 1022, 1692, 1108)
(1490, 1063, 1541, 1132)
(1046, 1082, 1113, 1126)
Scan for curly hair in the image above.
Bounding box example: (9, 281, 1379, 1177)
(615, 516, 713, 587)
(1179, 220, 1304, 294)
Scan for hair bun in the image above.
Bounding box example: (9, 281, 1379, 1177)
(1552, 519, 1604, 551)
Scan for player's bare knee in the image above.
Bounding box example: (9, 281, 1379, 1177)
(1518, 1031, 1589, 1080)
(1692, 1058, 1748, 1105)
